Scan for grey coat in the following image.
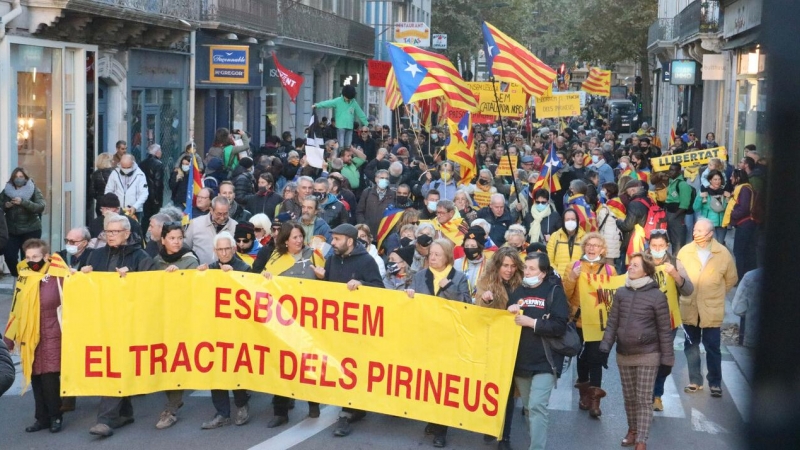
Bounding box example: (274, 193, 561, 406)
(411, 267, 471, 303)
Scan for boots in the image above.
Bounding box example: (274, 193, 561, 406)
(588, 387, 606, 418)
(634, 443, 646, 450)
(621, 429, 637, 447)
(574, 381, 591, 411)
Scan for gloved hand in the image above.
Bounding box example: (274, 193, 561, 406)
(599, 351, 609, 369)
(657, 364, 672, 378)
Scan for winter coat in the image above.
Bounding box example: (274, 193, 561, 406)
(86, 244, 156, 273)
(477, 206, 514, 247)
(597, 205, 622, 259)
(0, 337, 13, 396)
(694, 187, 727, 227)
(676, 240, 737, 328)
(324, 243, 383, 288)
(509, 281, 569, 376)
(209, 253, 251, 272)
(229, 201, 252, 223)
(168, 168, 190, 207)
(357, 187, 396, 237)
(599, 280, 675, 367)
(89, 168, 114, 204)
(314, 96, 369, 130)
(304, 217, 332, 243)
(319, 194, 349, 228)
(0, 185, 45, 234)
(56, 248, 94, 270)
(233, 170, 256, 203)
(244, 190, 283, 221)
(32, 276, 62, 375)
(410, 267, 471, 303)
(563, 259, 617, 327)
(153, 248, 200, 270)
(0, 209, 8, 252)
(139, 156, 164, 213)
(184, 214, 238, 265)
(616, 192, 650, 253)
(104, 164, 149, 212)
(546, 227, 586, 278)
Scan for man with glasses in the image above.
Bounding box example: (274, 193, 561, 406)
(57, 227, 93, 270)
(185, 196, 238, 265)
(192, 188, 213, 218)
(352, 126, 377, 161)
(83, 214, 155, 437)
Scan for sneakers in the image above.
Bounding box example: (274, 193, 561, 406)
(267, 415, 288, 428)
(235, 404, 250, 426)
(653, 397, 664, 412)
(50, 418, 63, 433)
(333, 416, 352, 437)
(201, 415, 231, 430)
(89, 423, 114, 437)
(156, 410, 177, 429)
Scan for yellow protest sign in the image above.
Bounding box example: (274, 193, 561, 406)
(496, 155, 518, 176)
(61, 271, 520, 436)
(473, 190, 493, 208)
(651, 146, 727, 172)
(578, 268, 680, 342)
(467, 82, 527, 119)
(533, 92, 581, 119)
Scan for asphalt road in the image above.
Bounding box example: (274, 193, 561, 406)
(0, 290, 749, 450)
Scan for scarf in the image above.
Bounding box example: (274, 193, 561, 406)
(722, 183, 753, 228)
(430, 265, 453, 295)
(159, 246, 192, 264)
(4, 254, 69, 393)
(684, 166, 699, 182)
(625, 274, 653, 290)
(528, 204, 552, 243)
(4, 179, 35, 201)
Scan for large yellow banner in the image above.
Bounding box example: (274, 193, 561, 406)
(467, 82, 527, 119)
(651, 146, 727, 172)
(533, 92, 581, 119)
(579, 267, 680, 342)
(61, 271, 520, 436)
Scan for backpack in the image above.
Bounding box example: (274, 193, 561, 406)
(634, 197, 667, 240)
(676, 181, 698, 214)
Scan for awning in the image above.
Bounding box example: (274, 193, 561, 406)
(721, 30, 760, 51)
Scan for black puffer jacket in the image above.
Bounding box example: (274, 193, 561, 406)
(508, 282, 569, 377)
(616, 191, 651, 252)
(324, 243, 383, 288)
(599, 280, 675, 366)
(86, 244, 156, 273)
(244, 190, 282, 221)
(0, 337, 14, 396)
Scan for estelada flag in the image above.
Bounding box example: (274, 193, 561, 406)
(377, 207, 404, 251)
(581, 68, 611, 97)
(272, 52, 304, 103)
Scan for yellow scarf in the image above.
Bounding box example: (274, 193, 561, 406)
(423, 218, 465, 247)
(4, 253, 68, 393)
(430, 265, 452, 295)
(265, 248, 324, 276)
(722, 183, 753, 228)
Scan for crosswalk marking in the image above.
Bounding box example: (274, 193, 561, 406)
(548, 363, 575, 411)
(249, 405, 339, 450)
(659, 372, 687, 418)
(721, 360, 750, 422)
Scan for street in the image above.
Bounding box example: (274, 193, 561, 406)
(0, 290, 749, 450)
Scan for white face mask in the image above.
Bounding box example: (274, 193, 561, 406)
(564, 220, 578, 231)
(65, 244, 79, 255)
(584, 255, 602, 263)
(181, 164, 191, 172)
(619, 162, 628, 170)
(121, 167, 134, 175)
(522, 276, 541, 287)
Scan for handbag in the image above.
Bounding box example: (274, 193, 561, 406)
(709, 195, 726, 213)
(540, 284, 581, 388)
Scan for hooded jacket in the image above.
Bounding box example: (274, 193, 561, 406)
(104, 163, 149, 212)
(319, 194, 349, 228)
(86, 243, 156, 273)
(324, 243, 383, 288)
(245, 190, 283, 221)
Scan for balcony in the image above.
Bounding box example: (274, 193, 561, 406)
(279, 2, 375, 57)
(66, 0, 200, 22)
(201, 0, 279, 37)
(647, 18, 676, 49)
(676, 0, 721, 42)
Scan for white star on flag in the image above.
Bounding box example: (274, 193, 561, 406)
(404, 61, 422, 78)
(459, 125, 470, 141)
(486, 45, 494, 56)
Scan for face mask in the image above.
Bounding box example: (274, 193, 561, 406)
(27, 260, 44, 272)
(650, 249, 667, 259)
(386, 262, 401, 275)
(464, 247, 481, 260)
(258, 186, 267, 193)
(522, 276, 540, 287)
(591, 155, 600, 164)
(121, 167, 134, 175)
(431, 133, 438, 140)
(427, 201, 438, 212)
(65, 244, 79, 255)
(357, 238, 369, 248)
(314, 192, 325, 201)
(694, 232, 712, 246)
(13, 178, 26, 187)
(440, 172, 452, 183)
(564, 220, 578, 231)
(395, 195, 409, 206)
(478, 179, 490, 186)
(584, 255, 602, 263)
(535, 204, 548, 212)
(400, 237, 413, 247)
(377, 179, 389, 189)
(619, 162, 628, 170)
(181, 164, 191, 172)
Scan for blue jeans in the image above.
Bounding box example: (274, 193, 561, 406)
(714, 226, 727, 246)
(733, 219, 758, 281)
(515, 373, 556, 450)
(653, 328, 678, 398)
(683, 325, 722, 387)
(337, 128, 354, 149)
(684, 212, 696, 242)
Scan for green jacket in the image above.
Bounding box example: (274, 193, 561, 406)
(314, 96, 368, 130)
(340, 157, 365, 189)
(693, 193, 727, 227)
(0, 187, 45, 234)
(666, 175, 691, 210)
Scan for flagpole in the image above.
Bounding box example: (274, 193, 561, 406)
(490, 77, 522, 204)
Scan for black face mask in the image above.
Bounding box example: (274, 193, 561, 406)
(27, 260, 45, 272)
(386, 262, 401, 275)
(478, 179, 490, 186)
(395, 195, 409, 206)
(400, 237, 413, 247)
(314, 192, 326, 201)
(357, 238, 369, 248)
(464, 247, 482, 261)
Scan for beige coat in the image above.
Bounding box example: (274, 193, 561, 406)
(185, 214, 238, 265)
(676, 240, 737, 328)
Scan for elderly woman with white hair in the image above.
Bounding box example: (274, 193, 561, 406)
(409, 222, 435, 278)
(249, 213, 272, 246)
(453, 189, 478, 224)
(504, 224, 528, 255)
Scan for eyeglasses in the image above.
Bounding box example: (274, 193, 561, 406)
(104, 229, 126, 236)
(650, 229, 668, 235)
(585, 243, 604, 249)
(254, 227, 264, 232)
(64, 238, 86, 245)
(236, 238, 251, 243)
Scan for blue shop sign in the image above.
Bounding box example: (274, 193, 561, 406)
(670, 60, 697, 85)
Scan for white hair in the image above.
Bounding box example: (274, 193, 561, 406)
(103, 213, 131, 231)
(249, 213, 272, 231)
(214, 231, 236, 249)
(415, 222, 435, 237)
(148, 143, 162, 155)
(470, 218, 492, 234)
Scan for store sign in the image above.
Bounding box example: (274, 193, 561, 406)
(702, 54, 725, 80)
(432, 34, 448, 49)
(723, 0, 762, 38)
(670, 60, 697, 85)
(394, 22, 431, 47)
(209, 45, 249, 84)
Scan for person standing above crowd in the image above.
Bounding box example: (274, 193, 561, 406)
(1, 167, 45, 277)
(313, 86, 368, 148)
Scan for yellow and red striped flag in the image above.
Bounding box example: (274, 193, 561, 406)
(581, 68, 611, 97)
(481, 22, 557, 98)
(386, 43, 479, 112)
(384, 67, 402, 110)
(446, 111, 476, 185)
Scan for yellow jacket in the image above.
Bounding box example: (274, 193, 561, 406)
(676, 240, 737, 328)
(563, 259, 617, 327)
(546, 227, 585, 278)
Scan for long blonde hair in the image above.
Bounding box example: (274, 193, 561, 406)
(476, 247, 523, 310)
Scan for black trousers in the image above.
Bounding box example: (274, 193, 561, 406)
(5, 230, 42, 277)
(31, 372, 62, 425)
(273, 395, 319, 416)
(577, 328, 604, 388)
(211, 389, 249, 418)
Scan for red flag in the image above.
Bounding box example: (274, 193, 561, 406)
(272, 52, 304, 103)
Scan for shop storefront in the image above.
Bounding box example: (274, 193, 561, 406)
(0, 37, 93, 250)
(195, 32, 262, 155)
